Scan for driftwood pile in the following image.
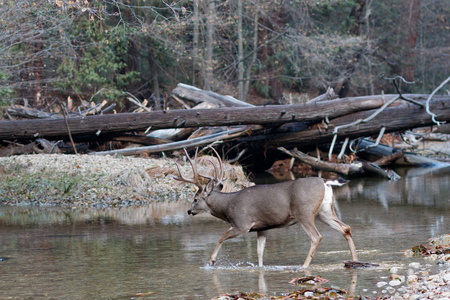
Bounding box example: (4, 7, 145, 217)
(1, 82, 449, 179)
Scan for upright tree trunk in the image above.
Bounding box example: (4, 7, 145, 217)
(401, 0, 421, 82)
(149, 52, 161, 110)
(364, 0, 375, 95)
(243, 8, 259, 102)
(237, 0, 244, 101)
(192, 0, 199, 86)
(204, 0, 216, 91)
(257, 9, 285, 102)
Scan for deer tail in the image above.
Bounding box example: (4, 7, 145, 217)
(324, 178, 349, 186)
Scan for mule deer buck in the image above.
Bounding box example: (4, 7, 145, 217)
(174, 148, 358, 268)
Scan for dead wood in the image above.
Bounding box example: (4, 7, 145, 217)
(373, 151, 404, 166)
(360, 162, 400, 180)
(309, 87, 337, 102)
(7, 105, 57, 119)
(0, 139, 61, 156)
(278, 147, 362, 176)
(1, 94, 432, 141)
(354, 138, 444, 166)
(258, 98, 450, 149)
(172, 83, 254, 107)
(278, 147, 400, 179)
(112, 135, 172, 145)
(91, 125, 261, 156)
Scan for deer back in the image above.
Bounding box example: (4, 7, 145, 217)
(205, 177, 327, 230)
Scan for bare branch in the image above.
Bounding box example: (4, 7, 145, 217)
(425, 76, 450, 126)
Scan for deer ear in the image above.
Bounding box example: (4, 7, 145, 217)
(214, 182, 223, 192)
(205, 179, 215, 194)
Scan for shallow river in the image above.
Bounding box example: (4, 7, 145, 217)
(1, 165, 449, 299)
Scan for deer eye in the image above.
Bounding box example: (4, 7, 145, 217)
(193, 199, 198, 203)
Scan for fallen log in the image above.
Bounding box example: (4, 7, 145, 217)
(278, 147, 362, 176)
(373, 151, 404, 166)
(0, 139, 61, 156)
(7, 105, 58, 119)
(111, 135, 172, 145)
(91, 125, 261, 156)
(255, 99, 450, 148)
(278, 147, 400, 179)
(172, 83, 254, 107)
(0, 94, 435, 141)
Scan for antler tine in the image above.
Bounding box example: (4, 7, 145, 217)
(174, 148, 202, 189)
(185, 147, 199, 179)
(208, 146, 224, 185)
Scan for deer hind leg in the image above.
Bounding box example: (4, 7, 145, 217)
(209, 226, 251, 266)
(317, 187, 358, 261)
(256, 231, 266, 267)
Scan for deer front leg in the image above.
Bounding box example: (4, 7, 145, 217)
(257, 231, 266, 267)
(300, 222, 322, 269)
(209, 226, 251, 266)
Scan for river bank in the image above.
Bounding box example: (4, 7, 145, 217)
(0, 154, 194, 206)
(0, 153, 251, 207)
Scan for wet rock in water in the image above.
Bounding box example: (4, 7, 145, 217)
(343, 260, 380, 268)
(430, 234, 450, 247)
(407, 275, 419, 285)
(389, 274, 405, 286)
(408, 262, 421, 269)
(289, 275, 329, 285)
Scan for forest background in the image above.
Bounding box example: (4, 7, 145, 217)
(0, 0, 448, 111)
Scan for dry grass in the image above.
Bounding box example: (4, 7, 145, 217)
(0, 153, 254, 207)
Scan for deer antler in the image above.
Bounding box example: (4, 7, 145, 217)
(205, 146, 224, 186)
(174, 148, 203, 190)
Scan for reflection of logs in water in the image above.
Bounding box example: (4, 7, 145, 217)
(334, 166, 450, 208)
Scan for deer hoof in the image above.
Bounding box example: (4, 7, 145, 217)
(209, 260, 216, 266)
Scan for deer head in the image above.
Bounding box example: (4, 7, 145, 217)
(174, 147, 224, 215)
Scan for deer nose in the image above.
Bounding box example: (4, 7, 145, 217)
(187, 210, 192, 215)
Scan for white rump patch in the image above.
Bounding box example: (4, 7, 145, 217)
(318, 183, 334, 215)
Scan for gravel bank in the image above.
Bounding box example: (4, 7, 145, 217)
(0, 153, 251, 207)
(0, 154, 192, 206)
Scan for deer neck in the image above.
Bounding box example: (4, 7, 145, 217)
(205, 191, 234, 222)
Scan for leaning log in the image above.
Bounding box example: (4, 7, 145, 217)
(278, 147, 400, 179)
(172, 83, 254, 107)
(0, 94, 435, 141)
(278, 147, 362, 175)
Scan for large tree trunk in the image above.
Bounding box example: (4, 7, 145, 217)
(1, 94, 435, 141)
(401, 0, 421, 82)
